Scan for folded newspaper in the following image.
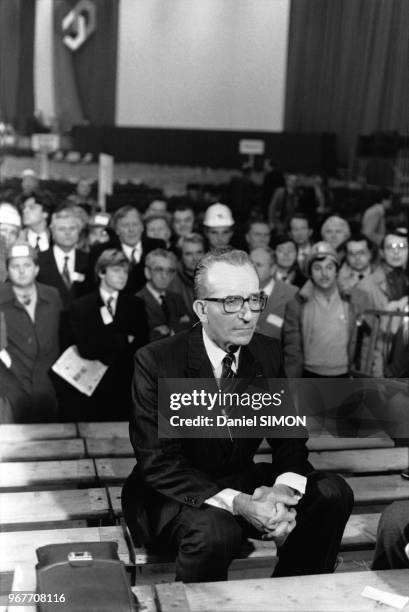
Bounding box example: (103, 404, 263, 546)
(52, 346, 108, 396)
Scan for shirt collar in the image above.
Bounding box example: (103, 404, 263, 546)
(53, 245, 75, 260)
(100, 287, 119, 304)
(202, 328, 240, 374)
(146, 283, 164, 303)
(122, 241, 142, 261)
(261, 278, 275, 297)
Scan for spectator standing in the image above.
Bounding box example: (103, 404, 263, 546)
(250, 246, 297, 340)
(169, 233, 205, 322)
(271, 236, 307, 288)
(20, 193, 52, 252)
(288, 214, 314, 273)
(137, 249, 190, 341)
(0, 203, 21, 248)
(362, 189, 393, 247)
(320, 215, 351, 251)
(245, 220, 272, 252)
(0, 243, 62, 422)
(202, 203, 235, 250)
(337, 234, 377, 297)
(68, 250, 149, 421)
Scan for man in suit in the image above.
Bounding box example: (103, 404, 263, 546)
(85, 206, 164, 294)
(68, 249, 149, 421)
(0, 243, 62, 422)
(122, 248, 353, 582)
(250, 246, 297, 340)
(137, 249, 191, 341)
(37, 209, 88, 307)
(19, 191, 53, 252)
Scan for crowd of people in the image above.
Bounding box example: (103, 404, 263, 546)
(0, 165, 408, 424)
(0, 163, 408, 576)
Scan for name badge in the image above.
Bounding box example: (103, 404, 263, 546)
(266, 313, 284, 328)
(72, 272, 85, 283)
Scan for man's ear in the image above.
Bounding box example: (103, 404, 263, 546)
(145, 266, 151, 280)
(193, 299, 207, 323)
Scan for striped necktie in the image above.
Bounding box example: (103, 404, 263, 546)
(106, 296, 114, 317)
(62, 256, 71, 289)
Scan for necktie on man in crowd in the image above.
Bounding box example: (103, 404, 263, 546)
(21, 294, 31, 306)
(62, 256, 71, 289)
(159, 293, 170, 323)
(106, 296, 114, 318)
(358, 273, 364, 281)
(35, 235, 41, 252)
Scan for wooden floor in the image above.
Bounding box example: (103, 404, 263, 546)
(0, 421, 407, 611)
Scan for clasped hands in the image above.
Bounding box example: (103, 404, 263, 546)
(233, 484, 300, 543)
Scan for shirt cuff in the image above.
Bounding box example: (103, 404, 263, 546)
(205, 488, 242, 514)
(275, 473, 307, 496)
(0, 349, 11, 369)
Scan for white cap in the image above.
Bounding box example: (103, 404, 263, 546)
(21, 168, 38, 178)
(90, 213, 110, 227)
(203, 203, 234, 228)
(7, 243, 36, 261)
(0, 203, 22, 228)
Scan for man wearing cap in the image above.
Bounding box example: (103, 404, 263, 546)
(67, 249, 149, 421)
(20, 193, 53, 252)
(283, 241, 357, 378)
(37, 209, 89, 307)
(202, 203, 235, 251)
(0, 202, 21, 248)
(86, 213, 113, 250)
(0, 243, 62, 422)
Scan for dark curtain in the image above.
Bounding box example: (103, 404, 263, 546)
(53, 0, 119, 130)
(285, 0, 409, 165)
(0, 0, 35, 131)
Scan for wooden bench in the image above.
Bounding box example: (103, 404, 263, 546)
(0, 423, 77, 441)
(152, 569, 409, 612)
(0, 525, 130, 572)
(78, 422, 128, 439)
(96, 449, 409, 485)
(0, 488, 110, 530)
(347, 474, 409, 505)
(0, 459, 96, 490)
(0, 439, 86, 462)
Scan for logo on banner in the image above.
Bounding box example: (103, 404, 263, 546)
(62, 0, 97, 51)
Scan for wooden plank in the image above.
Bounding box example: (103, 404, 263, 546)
(0, 526, 130, 571)
(154, 570, 409, 612)
(0, 439, 85, 462)
(0, 459, 96, 489)
(310, 448, 409, 474)
(348, 474, 409, 504)
(0, 423, 76, 442)
(78, 422, 128, 439)
(95, 458, 135, 484)
(258, 436, 394, 454)
(107, 486, 123, 516)
(0, 488, 109, 528)
(131, 586, 157, 612)
(86, 437, 133, 457)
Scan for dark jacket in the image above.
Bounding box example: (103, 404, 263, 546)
(84, 234, 165, 295)
(136, 285, 191, 341)
(37, 247, 89, 307)
(0, 281, 62, 422)
(67, 290, 149, 421)
(123, 325, 310, 545)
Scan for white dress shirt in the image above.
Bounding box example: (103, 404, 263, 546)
(53, 245, 75, 279)
(26, 228, 49, 252)
(122, 242, 142, 263)
(100, 288, 119, 317)
(202, 327, 306, 513)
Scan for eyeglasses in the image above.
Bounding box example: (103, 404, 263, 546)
(203, 292, 267, 313)
(384, 243, 408, 251)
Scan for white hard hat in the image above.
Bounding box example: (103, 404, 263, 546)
(0, 203, 22, 228)
(203, 203, 234, 228)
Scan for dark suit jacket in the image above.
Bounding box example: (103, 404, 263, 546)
(37, 248, 89, 307)
(256, 281, 298, 340)
(124, 325, 309, 545)
(84, 234, 165, 295)
(136, 285, 191, 341)
(0, 281, 62, 422)
(67, 290, 149, 420)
